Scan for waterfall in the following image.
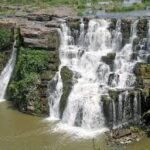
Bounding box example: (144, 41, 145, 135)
(48, 19, 149, 135)
(0, 41, 17, 101)
(113, 20, 138, 89)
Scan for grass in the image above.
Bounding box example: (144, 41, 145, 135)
(0, 0, 149, 15)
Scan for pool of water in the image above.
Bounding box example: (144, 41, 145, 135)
(0, 101, 149, 150)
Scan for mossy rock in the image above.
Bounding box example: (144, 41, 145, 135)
(67, 18, 80, 30)
(101, 53, 116, 65)
(0, 27, 13, 50)
(101, 95, 111, 104)
(48, 30, 60, 50)
(137, 19, 148, 39)
(59, 66, 73, 118)
(48, 51, 59, 64)
(143, 110, 150, 124)
(40, 70, 54, 81)
(134, 63, 150, 88)
(108, 18, 117, 31)
(108, 90, 120, 101)
(142, 88, 150, 97)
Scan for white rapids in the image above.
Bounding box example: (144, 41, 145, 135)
(48, 19, 150, 137)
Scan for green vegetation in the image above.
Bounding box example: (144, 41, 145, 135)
(59, 66, 73, 118)
(8, 47, 51, 114)
(0, 28, 13, 51)
(0, 0, 149, 15)
(0, 27, 13, 73)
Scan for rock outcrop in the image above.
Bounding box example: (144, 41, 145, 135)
(59, 66, 73, 118)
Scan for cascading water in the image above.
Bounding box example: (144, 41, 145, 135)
(48, 18, 150, 136)
(0, 41, 17, 101)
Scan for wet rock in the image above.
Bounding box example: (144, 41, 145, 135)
(101, 53, 116, 69)
(67, 17, 80, 30)
(59, 66, 73, 118)
(102, 95, 114, 128)
(108, 90, 120, 101)
(108, 73, 119, 87)
(83, 17, 91, 31)
(108, 18, 117, 32)
(67, 17, 81, 44)
(137, 19, 148, 39)
(121, 19, 132, 47)
(74, 108, 83, 127)
(132, 37, 140, 51)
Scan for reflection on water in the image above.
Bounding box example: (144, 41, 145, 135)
(0, 101, 149, 150)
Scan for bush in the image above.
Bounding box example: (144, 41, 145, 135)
(8, 47, 50, 113)
(0, 28, 12, 51)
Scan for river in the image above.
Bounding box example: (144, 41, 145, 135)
(0, 101, 149, 150)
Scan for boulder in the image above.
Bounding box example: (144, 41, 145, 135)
(121, 19, 132, 47)
(27, 14, 52, 21)
(112, 129, 131, 139)
(101, 53, 116, 65)
(59, 66, 73, 118)
(108, 18, 117, 32)
(137, 19, 148, 39)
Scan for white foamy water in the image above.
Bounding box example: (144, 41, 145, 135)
(0, 41, 17, 101)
